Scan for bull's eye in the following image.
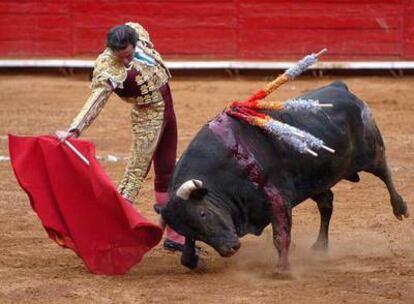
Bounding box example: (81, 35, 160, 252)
(200, 210, 206, 219)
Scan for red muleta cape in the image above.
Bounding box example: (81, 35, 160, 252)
(8, 134, 163, 275)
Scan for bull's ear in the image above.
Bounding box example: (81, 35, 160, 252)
(176, 179, 204, 200)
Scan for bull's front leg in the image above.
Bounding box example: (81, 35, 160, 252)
(181, 237, 199, 269)
(269, 196, 292, 270)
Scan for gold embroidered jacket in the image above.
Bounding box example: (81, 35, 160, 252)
(69, 22, 170, 135)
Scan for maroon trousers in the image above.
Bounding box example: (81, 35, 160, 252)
(153, 84, 177, 192)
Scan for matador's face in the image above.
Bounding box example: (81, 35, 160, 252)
(113, 44, 135, 66)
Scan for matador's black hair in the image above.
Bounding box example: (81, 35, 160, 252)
(106, 25, 138, 51)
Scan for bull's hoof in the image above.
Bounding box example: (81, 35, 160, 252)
(393, 199, 409, 221)
(395, 210, 409, 221)
(275, 263, 291, 279)
(181, 253, 199, 270)
(276, 258, 290, 272)
(311, 241, 329, 252)
(271, 270, 293, 280)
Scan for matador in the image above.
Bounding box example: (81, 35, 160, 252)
(62, 22, 184, 251)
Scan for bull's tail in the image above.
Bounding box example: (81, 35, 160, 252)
(360, 103, 385, 163)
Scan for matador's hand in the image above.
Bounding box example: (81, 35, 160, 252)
(56, 130, 77, 142)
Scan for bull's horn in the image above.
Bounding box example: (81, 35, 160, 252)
(176, 179, 203, 200)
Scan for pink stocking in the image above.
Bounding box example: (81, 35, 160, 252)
(155, 191, 185, 245)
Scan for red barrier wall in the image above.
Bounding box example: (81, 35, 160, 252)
(1, 0, 414, 60)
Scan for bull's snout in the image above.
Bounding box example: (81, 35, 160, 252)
(218, 241, 241, 257)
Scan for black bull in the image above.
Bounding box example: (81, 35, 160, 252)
(162, 81, 409, 270)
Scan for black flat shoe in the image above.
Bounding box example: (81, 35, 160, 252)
(163, 239, 202, 254)
(163, 239, 184, 252)
(153, 204, 163, 214)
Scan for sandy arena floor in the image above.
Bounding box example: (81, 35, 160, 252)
(0, 72, 413, 303)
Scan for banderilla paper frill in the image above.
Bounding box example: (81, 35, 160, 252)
(226, 48, 335, 157)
